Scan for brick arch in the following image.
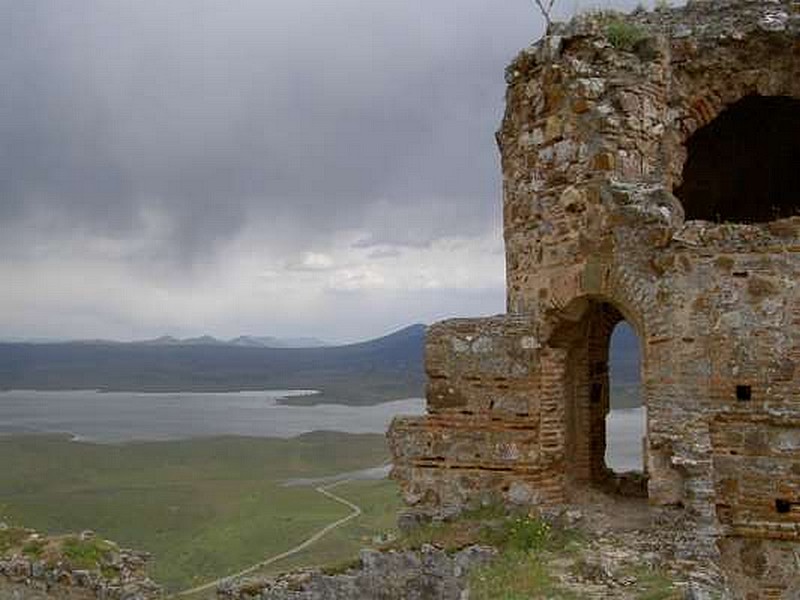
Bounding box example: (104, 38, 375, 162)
(546, 295, 647, 491)
(677, 95, 800, 222)
(663, 34, 800, 196)
(547, 291, 644, 343)
(673, 77, 800, 144)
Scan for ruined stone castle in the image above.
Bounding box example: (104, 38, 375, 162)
(389, 0, 800, 596)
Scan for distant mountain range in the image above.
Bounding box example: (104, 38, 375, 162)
(2, 334, 329, 348)
(137, 334, 328, 348)
(0, 325, 426, 405)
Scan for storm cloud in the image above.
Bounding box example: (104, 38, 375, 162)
(1, 0, 648, 341)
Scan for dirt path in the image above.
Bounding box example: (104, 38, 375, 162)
(172, 479, 361, 598)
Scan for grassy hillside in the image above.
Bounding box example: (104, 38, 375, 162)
(0, 432, 393, 592)
(0, 325, 425, 405)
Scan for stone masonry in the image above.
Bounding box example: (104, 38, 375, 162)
(388, 1, 800, 597)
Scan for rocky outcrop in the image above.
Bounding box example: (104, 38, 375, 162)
(0, 526, 161, 600)
(216, 545, 496, 600)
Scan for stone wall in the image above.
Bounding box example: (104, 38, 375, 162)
(388, 316, 564, 515)
(389, 1, 800, 596)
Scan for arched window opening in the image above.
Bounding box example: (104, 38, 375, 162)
(675, 95, 800, 223)
(557, 299, 647, 498)
(606, 322, 644, 476)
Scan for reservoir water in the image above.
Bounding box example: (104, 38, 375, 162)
(0, 390, 425, 442)
(0, 389, 644, 470)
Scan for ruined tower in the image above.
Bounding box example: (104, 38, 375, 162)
(389, 0, 800, 595)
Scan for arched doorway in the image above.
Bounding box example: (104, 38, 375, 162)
(675, 95, 800, 223)
(551, 298, 646, 497)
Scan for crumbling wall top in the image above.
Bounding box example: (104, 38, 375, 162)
(508, 0, 798, 81)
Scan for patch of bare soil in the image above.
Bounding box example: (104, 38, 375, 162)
(543, 487, 689, 599)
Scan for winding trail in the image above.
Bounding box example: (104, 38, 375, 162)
(173, 479, 362, 598)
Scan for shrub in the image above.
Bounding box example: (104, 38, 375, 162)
(22, 539, 45, 558)
(61, 536, 114, 569)
(606, 19, 647, 52)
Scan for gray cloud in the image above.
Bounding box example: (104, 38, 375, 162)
(0, 0, 651, 339)
(1, 1, 545, 265)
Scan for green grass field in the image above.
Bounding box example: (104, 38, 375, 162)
(0, 432, 397, 593)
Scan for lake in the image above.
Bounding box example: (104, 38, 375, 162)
(0, 389, 645, 470)
(0, 389, 425, 442)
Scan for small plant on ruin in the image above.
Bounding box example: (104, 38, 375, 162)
(605, 18, 647, 52)
(469, 516, 582, 599)
(61, 535, 115, 570)
(0, 527, 29, 554)
(655, 0, 671, 10)
(470, 554, 559, 599)
(498, 516, 552, 552)
(21, 539, 45, 559)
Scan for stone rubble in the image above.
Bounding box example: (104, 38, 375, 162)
(216, 545, 496, 600)
(0, 525, 162, 600)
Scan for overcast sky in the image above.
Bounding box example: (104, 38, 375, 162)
(2, 0, 649, 343)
